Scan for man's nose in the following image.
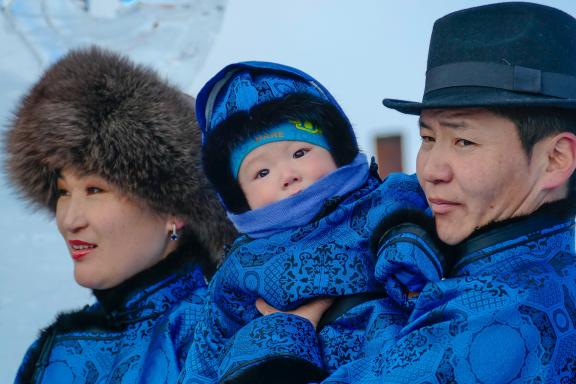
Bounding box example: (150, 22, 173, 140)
(420, 148, 453, 185)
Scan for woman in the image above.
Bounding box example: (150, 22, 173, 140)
(4, 47, 236, 383)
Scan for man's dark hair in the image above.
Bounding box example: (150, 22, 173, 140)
(488, 107, 576, 195)
(203, 92, 358, 213)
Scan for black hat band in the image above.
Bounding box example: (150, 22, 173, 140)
(425, 62, 576, 99)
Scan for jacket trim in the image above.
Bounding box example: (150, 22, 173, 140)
(17, 249, 201, 383)
(220, 356, 327, 384)
(454, 198, 576, 272)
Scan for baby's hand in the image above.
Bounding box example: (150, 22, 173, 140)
(255, 297, 334, 329)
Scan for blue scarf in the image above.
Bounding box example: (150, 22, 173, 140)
(228, 153, 369, 238)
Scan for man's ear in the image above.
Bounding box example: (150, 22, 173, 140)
(541, 132, 576, 190)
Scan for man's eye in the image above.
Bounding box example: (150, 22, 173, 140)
(86, 187, 103, 194)
(420, 135, 435, 143)
(455, 138, 475, 147)
(293, 148, 309, 158)
(256, 169, 269, 179)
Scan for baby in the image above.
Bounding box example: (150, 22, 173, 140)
(179, 61, 431, 383)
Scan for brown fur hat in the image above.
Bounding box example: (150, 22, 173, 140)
(4, 46, 236, 264)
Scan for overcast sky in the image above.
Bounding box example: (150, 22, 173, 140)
(1, 1, 576, 381)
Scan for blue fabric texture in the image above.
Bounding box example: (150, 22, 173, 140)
(227, 153, 369, 238)
(195, 61, 353, 139)
(177, 173, 429, 383)
(326, 208, 576, 383)
(375, 222, 446, 311)
(14, 255, 208, 384)
(230, 120, 330, 178)
(258, 202, 576, 384)
(218, 313, 323, 381)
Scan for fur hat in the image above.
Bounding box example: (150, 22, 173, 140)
(196, 61, 359, 213)
(4, 46, 236, 263)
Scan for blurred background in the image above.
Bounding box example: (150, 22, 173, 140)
(1, 0, 574, 380)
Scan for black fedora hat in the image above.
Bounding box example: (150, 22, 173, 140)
(383, 2, 576, 115)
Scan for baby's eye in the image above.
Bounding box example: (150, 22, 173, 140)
(293, 148, 309, 158)
(256, 169, 269, 179)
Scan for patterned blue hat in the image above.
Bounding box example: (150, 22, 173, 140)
(229, 120, 330, 178)
(197, 61, 358, 213)
(196, 61, 352, 138)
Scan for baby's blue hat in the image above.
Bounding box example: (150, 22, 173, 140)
(229, 120, 330, 178)
(196, 61, 358, 213)
(195, 61, 353, 140)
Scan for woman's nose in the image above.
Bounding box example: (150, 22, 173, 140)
(57, 196, 89, 233)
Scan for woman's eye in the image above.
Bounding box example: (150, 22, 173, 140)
(293, 148, 309, 158)
(56, 189, 69, 198)
(256, 169, 269, 179)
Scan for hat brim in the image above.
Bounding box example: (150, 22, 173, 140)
(383, 87, 576, 115)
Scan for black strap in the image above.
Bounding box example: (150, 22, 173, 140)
(317, 292, 385, 331)
(425, 61, 576, 99)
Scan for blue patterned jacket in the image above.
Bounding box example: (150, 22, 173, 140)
(178, 173, 428, 383)
(224, 199, 576, 383)
(14, 250, 209, 384)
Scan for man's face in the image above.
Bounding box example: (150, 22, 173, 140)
(417, 108, 549, 245)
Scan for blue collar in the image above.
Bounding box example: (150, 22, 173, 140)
(228, 153, 369, 238)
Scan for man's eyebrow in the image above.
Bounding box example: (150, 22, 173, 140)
(418, 118, 430, 129)
(419, 117, 468, 130)
(440, 120, 468, 129)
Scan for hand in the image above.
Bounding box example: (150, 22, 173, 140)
(255, 297, 334, 329)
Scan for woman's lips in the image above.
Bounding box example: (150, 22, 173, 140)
(68, 240, 97, 260)
(428, 198, 461, 214)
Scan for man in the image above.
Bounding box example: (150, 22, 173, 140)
(203, 3, 576, 383)
(349, 2, 576, 383)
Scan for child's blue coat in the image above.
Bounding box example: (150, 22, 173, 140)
(178, 173, 428, 383)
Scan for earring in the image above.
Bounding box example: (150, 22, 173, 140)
(170, 223, 178, 241)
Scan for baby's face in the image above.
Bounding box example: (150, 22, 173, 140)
(238, 141, 337, 210)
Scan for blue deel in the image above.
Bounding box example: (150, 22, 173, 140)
(177, 173, 429, 383)
(325, 202, 576, 383)
(237, 200, 576, 383)
(14, 252, 209, 384)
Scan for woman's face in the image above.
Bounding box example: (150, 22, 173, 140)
(56, 168, 177, 289)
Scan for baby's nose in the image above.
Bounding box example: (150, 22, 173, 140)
(282, 170, 301, 188)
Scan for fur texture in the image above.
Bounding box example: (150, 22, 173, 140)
(4, 46, 236, 262)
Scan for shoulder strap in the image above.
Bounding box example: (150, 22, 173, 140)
(317, 292, 385, 331)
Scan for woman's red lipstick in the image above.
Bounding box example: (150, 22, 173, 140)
(68, 240, 97, 260)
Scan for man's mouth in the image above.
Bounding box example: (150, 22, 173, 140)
(428, 198, 461, 214)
